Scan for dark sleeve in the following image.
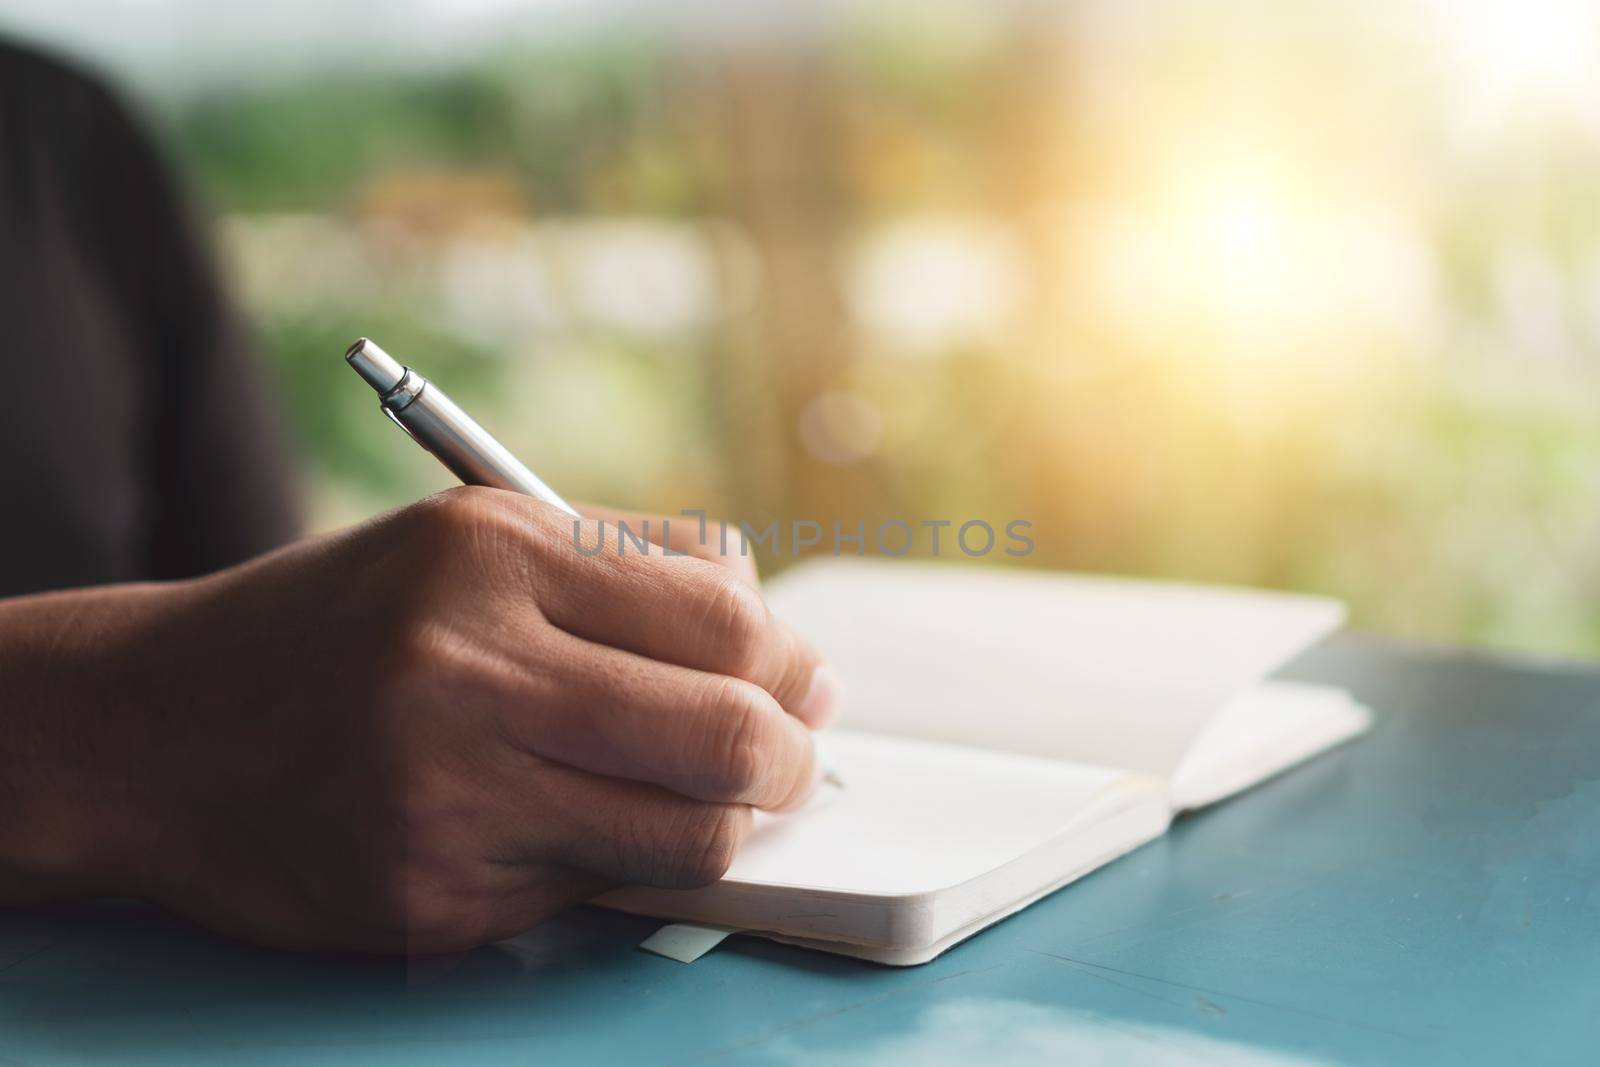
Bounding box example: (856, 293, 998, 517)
(80, 73, 302, 578)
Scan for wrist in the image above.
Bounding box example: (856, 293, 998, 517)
(0, 579, 203, 903)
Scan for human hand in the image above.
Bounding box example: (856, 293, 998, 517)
(0, 487, 837, 953)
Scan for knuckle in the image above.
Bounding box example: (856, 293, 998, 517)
(664, 804, 745, 888)
(416, 486, 531, 553)
(701, 678, 779, 799)
(410, 487, 551, 591)
(417, 485, 499, 536)
(523, 499, 577, 540)
(694, 571, 769, 676)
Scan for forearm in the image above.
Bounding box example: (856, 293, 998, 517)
(0, 581, 191, 905)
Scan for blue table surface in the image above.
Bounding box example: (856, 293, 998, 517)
(3, 635, 1599, 1067)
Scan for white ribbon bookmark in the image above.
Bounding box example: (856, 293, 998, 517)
(639, 923, 741, 963)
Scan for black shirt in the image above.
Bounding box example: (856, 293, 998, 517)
(0, 41, 298, 597)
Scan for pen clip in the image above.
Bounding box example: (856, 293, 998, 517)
(381, 403, 417, 442)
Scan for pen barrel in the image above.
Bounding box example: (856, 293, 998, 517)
(390, 385, 578, 516)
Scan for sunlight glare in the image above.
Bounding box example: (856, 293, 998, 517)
(1445, 0, 1600, 122)
(1187, 166, 1300, 320)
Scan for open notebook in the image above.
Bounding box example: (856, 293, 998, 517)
(602, 560, 1371, 965)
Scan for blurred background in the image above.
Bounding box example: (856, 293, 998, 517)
(4, 0, 1598, 658)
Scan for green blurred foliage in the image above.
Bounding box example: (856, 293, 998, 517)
(159, 7, 1600, 660)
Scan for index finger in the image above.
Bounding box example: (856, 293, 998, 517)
(530, 513, 840, 729)
(572, 503, 759, 588)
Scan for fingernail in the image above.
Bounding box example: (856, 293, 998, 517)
(797, 665, 841, 729)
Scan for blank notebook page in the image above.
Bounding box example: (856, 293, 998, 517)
(1168, 681, 1372, 811)
(722, 731, 1144, 896)
(765, 560, 1344, 775)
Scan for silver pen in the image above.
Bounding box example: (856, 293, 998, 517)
(346, 337, 844, 791)
(345, 337, 579, 516)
